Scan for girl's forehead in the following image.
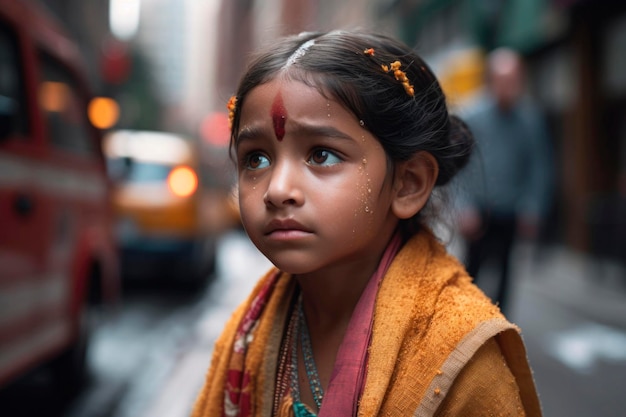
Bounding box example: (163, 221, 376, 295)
(236, 78, 381, 150)
(253, 78, 325, 101)
(240, 78, 344, 122)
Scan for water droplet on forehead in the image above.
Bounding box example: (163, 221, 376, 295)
(359, 120, 365, 126)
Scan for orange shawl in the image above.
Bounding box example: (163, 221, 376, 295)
(191, 229, 542, 417)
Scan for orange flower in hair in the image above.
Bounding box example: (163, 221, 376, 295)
(226, 95, 237, 130)
(386, 60, 414, 97)
(366, 50, 415, 97)
(363, 48, 415, 97)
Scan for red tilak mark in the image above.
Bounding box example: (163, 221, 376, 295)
(271, 92, 287, 141)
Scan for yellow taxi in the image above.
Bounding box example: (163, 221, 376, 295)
(103, 129, 218, 286)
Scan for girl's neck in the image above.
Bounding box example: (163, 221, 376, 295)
(294, 230, 396, 331)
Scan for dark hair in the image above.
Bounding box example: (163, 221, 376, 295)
(229, 30, 474, 232)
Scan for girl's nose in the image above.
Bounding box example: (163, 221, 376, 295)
(263, 161, 304, 208)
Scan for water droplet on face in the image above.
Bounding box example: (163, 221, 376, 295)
(362, 158, 367, 164)
(359, 120, 365, 127)
(365, 206, 369, 213)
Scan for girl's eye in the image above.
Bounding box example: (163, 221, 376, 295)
(309, 149, 342, 166)
(244, 153, 270, 170)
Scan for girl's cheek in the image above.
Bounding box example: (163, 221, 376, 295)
(239, 171, 258, 189)
(358, 158, 374, 215)
(239, 183, 256, 202)
(238, 194, 257, 228)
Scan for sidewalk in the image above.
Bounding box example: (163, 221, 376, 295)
(512, 243, 626, 330)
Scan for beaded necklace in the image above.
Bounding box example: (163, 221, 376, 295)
(273, 298, 297, 414)
(290, 296, 324, 417)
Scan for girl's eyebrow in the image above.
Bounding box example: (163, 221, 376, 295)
(236, 125, 269, 146)
(288, 121, 354, 142)
(236, 121, 355, 146)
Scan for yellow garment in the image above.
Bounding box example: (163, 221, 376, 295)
(191, 229, 542, 417)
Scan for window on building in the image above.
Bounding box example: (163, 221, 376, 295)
(0, 21, 28, 139)
(38, 52, 96, 156)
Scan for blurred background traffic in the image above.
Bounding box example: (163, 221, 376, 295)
(0, 0, 625, 416)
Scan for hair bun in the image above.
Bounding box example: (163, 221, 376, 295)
(435, 115, 475, 186)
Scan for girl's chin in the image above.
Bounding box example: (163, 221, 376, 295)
(263, 257, 317, 276)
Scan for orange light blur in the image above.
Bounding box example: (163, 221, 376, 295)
(39, 81, 69, 112)
(88, 97, 120, 129)
(167, 166, 198, 198)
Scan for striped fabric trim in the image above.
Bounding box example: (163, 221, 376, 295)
(412, 318, 520, 417)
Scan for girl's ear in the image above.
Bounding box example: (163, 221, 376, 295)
(391, 151, 438, 219)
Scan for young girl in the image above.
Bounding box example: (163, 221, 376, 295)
(192, 30, 542, 417)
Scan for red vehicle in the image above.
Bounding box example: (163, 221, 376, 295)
(0, 0, 120, 390)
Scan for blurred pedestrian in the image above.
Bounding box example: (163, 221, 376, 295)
(192, 31, 542, 417)
(457, 47, 554, 315)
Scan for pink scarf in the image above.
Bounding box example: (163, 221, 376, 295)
(318, 232, 403, 416)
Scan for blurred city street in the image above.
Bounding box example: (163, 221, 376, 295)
(505, 243, 626, 417)
(2, 230, 626, 417)
(0, 229, 272, 417)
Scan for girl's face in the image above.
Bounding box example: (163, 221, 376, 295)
(235, 78, 399, 276)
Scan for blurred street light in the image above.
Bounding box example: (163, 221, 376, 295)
(200, 112, 230, 148)
(110, 0, 141, 41)
(89, 96, 121, 129)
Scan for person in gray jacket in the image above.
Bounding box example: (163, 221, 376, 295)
(457, 47, 554, 314)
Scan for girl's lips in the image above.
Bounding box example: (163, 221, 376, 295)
(266, 229, 312, 241)
(264, 218, 312, 236)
